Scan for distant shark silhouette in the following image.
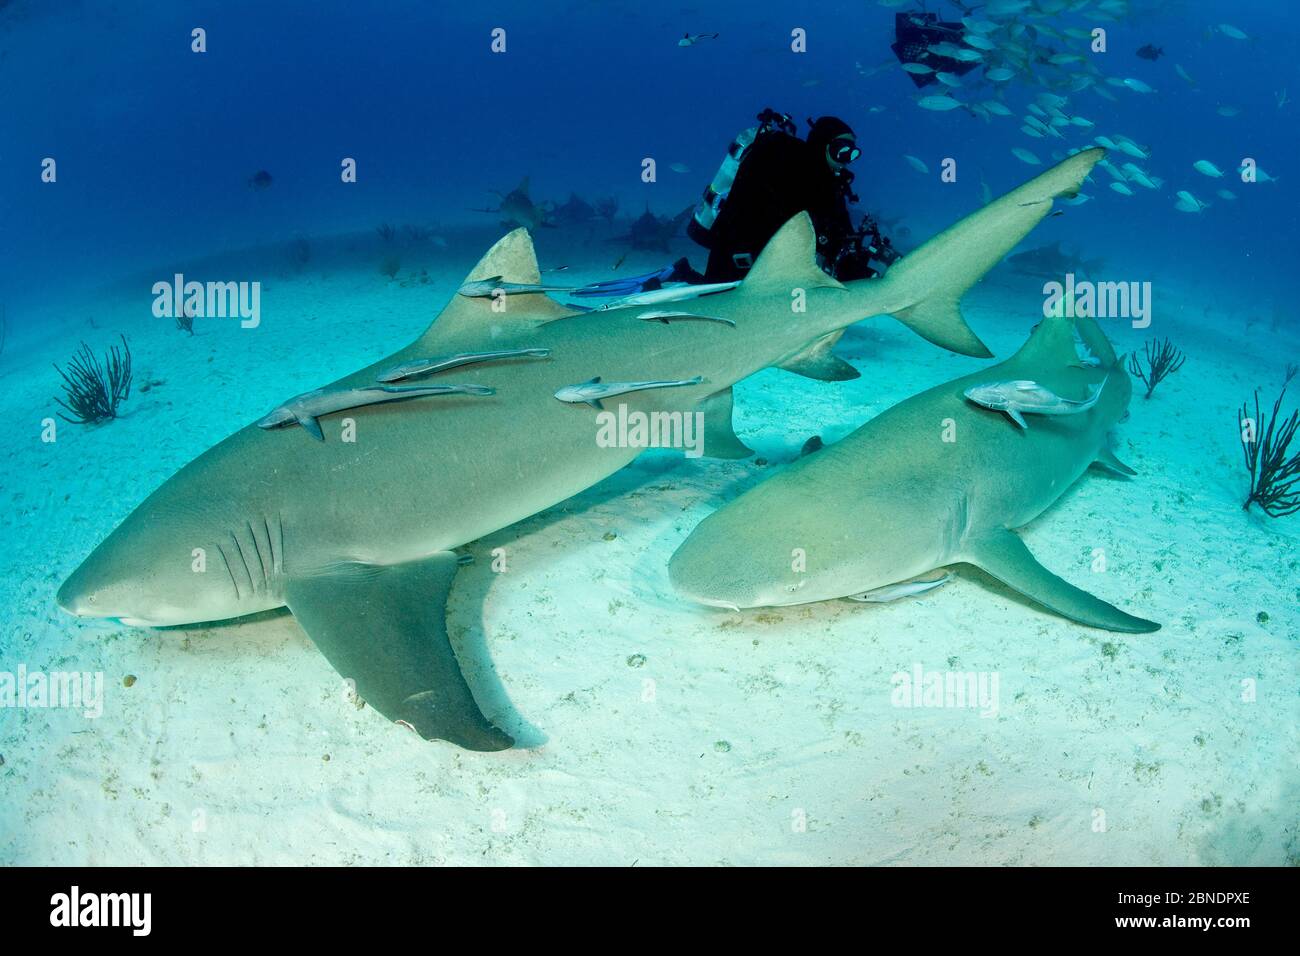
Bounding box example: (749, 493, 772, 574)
(610, 204, 694, 251)
(474, 176, 553, 231)
(56, 149, 1105, 749)
(1005, 240, 1104, 280)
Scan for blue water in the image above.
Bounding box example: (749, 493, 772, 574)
(3, 0, 1296, 313)
(2, 0, 1297, 866)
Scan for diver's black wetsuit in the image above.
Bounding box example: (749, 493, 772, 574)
(702, 124, 857, 282)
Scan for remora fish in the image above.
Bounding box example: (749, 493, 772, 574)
(594, 281, 740, 311)
(257, 384, 495, 441)
(55, 149, 1104, 750)
(376, 348, 551, 383)
(846, 574, 952, 603)
(669, 310, 1157, 633)
(963, 375, 1106, 429)
(554, 375, 705, 410)
(637, 311, 736, 327)
(458, 276, 575, 297)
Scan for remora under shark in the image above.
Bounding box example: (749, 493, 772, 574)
(56, 149, 1104, 749)
(668, 307, 1159, 633)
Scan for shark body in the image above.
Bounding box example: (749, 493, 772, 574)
(669, 307, 1159, 633)
(56, 150, 1105, 749)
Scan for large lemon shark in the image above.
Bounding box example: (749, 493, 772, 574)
(668, 307, 1160, 632)
(56, 149, 1105, 749)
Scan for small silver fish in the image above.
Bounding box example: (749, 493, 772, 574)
(847, 574, 952, 603)
(638, 310, 735, 327)
(1070, 330, 1103, 368)
(554, 375, 704, 410)
(377, 348, 551, 383)
(458, 275, 577, 297)
(258, 384, 494, 441)
(595, 281, 740, 311)
(964, 377, 1106, 429)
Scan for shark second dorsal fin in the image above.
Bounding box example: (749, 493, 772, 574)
(416, 228, 573, 349)
(742, 213, 847, 294)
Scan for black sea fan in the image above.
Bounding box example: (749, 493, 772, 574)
(53, 335, 133, 425)
(1240, 385, 1300, 517)
(1127, 337, 1186, 399)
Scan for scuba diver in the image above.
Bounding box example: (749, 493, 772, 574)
(888, 11, 982, 89)
(574, 108, 898, 301)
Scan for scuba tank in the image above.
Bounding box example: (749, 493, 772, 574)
(687, 108, 797, 249)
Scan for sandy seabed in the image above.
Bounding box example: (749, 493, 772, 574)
(2, 229, 1296, 866)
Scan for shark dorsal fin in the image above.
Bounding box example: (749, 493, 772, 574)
(742, 213, 846, 294)
(416, 228, 573, 349)
(1016, 314, 1080, 368)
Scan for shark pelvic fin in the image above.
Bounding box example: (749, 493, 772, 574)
(742, 213, 847, 294)
(1093, 446, 1137, 476)
(777, 330, 860, 381)
(284, 552, 514, 751)
(698, 387, 754, 459)
(419, 228, 573, 349)
(960, 528, 1159, 633)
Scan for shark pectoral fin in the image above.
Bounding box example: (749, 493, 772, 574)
(586, 399, 604, 410)
(296, 415, 325, 441)
(1006, 408, 1028, 429)
(697, 387, 754, 459)
(1093, 447, 1137, 476)
(284, 552, 514, 751)
(777, 330, 861, 381)
(961, 529, 1159, 633)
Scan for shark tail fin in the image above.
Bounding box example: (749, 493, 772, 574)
(863, 147, 1106, 359)
(416, 228, 572, 349)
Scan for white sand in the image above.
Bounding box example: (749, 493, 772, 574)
(2, 231, 1296, 865)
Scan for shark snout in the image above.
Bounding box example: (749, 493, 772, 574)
(668, 539, 767, 611)
(56, 567, 100, 618)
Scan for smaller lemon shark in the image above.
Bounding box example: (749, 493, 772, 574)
(670, 309, 1159, 632)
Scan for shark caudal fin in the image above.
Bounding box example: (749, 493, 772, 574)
(417, 228, 574, 349)
(862, 147, 1106, 359)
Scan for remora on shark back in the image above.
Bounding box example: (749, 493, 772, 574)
(55, 149, 1104, 750)
(669, 306, 1159, 633)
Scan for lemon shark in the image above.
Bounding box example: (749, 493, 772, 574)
(55, 149, 1105, 749)
(668, 307, 1160, 633)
